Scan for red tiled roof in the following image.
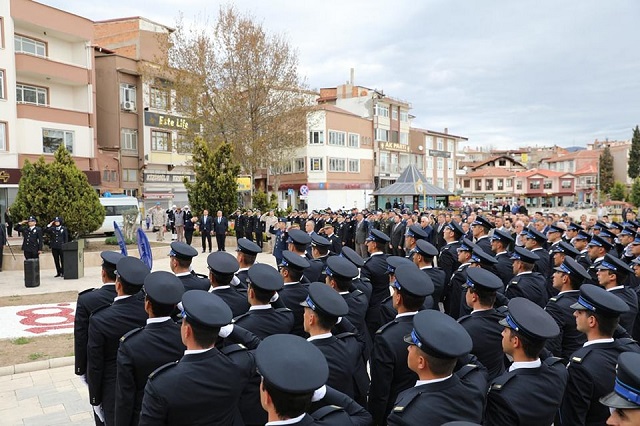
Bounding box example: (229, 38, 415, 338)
(515, 168, 569, 178)
(465, 167, 516, 178)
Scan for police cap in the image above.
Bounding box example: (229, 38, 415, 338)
(446, 221, 465, 237)
(116, 256, 150, 286)
(144, 271, 184, 305)
(570, 284, 629, 317)
(325, 256, 358, 280)
(596, 253, 634, 275)
(575, 230, 592, 241)
(490, 229, 514, 244)
(620, 227, 637, 238)
(101, 251, 124, 268)
(499, 297, 559, 340)
(510, 246, 540, 264)
(169, 241, 198, 261)
(406, 224, 428, 240)
(525, 227, 548, 243)
(301, 282, 349, 317)
(587, 234, 615, 251)
(609, 222, 624, 231)
(470, 248, 498, 266)
(567, 223, 584, 232)
(547, 223, 566, 234)
(310, 234, 331, 248)
(550, 241, 581, 258)
(256, 334, 328, 394)
(339, 246, 364, 268)
(465, 267, 503, 291)
(458, 238, 477, 252)
(206, 251, 239, 275)
(278, 217, 287, 223)
(594, 220, 610, 231)
(280, 250, 310, 271)
(600, 352, 640, 409)
(28, 216, 36, 222)
(386, 256, 417, 275)
(391, 266, 434, 297)
(247, 263, 283, 292)
(181, 290, 232, 328)
(236, 238, 262, 256)
(414, 239, 439, 258)
(471, 215, 495, 230)
(366, 229, 391, 243)
(554, 256, 591, 281)
(403, 310, 472, 358)
(287, 229, 312, 245)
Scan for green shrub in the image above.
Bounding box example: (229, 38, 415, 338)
(105, 236, 137, 245)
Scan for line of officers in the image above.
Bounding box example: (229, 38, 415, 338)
(73, 215, 640, 425)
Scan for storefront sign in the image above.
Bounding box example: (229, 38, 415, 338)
(428, 149, 451, 158)
(379, 142, 410, 153)
(144, 173, 195, 183)
(237, 177, 252, 192)
(144, 111, 198, 132)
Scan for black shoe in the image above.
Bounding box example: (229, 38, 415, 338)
(202, 250, 206, 253)
(54, 274, 61, 277)
(208, 250, 211, 253)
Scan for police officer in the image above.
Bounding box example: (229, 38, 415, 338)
(558, 284, 640, 425)
(340, 246, 373, 302)
(439, 221, 464, 285)
(323, 222, 343, 254)
(278, 250, 311, 337)
(506, 246, 548, 308)
(361, 229, 391, 339)
(232, 263, 294, 338)
(88, 256, 150, 426)
(595, 253, 638, 336)
(168, 241, 209, 292)
(310, 234, 332, 283)
(523, 226, 552, 293)
(45, 216, 68, 277)
(599, 352, 640, 425)
(139, 291, 253, 425)
(586, 234, 615, 284)
(485, 297, 567, 425)
(74, 252, 123, 380)
(368, 266, 433, 425)
(470, 215, 495, 256)
(287, 229, 322, 283)
(234, 238, 262, 289)
(412, 239, 446, 308)
(268, 217, 287, 265)
(207, 251, 249, 317)
(404, 224, 428, 260)
(387, 310, 486, 426)
(14, 215, 43, 259)
(302, 282, 368, 401)
(544, 256, 591, 361)
(114, 271, 185, 426)
(458, 267, 506, 380)
(490, 229, 515, 286)
(447, 238, 476, 319)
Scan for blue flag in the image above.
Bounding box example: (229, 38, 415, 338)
(113, 222, 128, 256)
(137, 227, 153, 270)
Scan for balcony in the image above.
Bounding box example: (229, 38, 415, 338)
(16, 53, 89, 86)
(17, 103, 90, 127)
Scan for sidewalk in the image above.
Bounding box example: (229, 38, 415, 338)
(0, 239, 277, 425)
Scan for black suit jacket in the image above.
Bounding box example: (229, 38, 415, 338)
(199, 216, 212, 233)
(213, 216, 228, 234)
(458, 308, 506, 380)
(505, 272, 548, 308)
(279, 282, 309, 337)
(211, 287, 250, 318)
(232, 307, 294, 339)
(609, 286, 638, 336)
(177, 272, 210, 292)
(544, 290, 586, 361)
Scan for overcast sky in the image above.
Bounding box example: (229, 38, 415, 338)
(41, 0, 640, 150)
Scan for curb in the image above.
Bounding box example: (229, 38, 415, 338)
(0, 356, 74, 377)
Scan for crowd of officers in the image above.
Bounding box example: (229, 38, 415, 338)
(73, 205, 640, 425)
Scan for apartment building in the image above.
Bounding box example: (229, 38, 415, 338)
(0, 0, 99, 215)
(94, 17, 194, 211)
(411, 127, 467, 194)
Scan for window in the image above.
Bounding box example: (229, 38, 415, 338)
(103, 170, 110, 182)
(475, 180, 482, 191)
(426, 177, 434, 184)
(43, 129, 73, 153)
(426, 135, 434, 148)
(309, 130, 324, 145)
(151, 130, 171, 151)
(123, 169, 138, 182)
(329, 158, 346, 172)
(426, 157, 433, 170)
(437, 158, 443, 170)
(463, 179, 471, 188)
(399, 132, 409, 145)
(497, 179, 504, 190)
(485, 179, 494, 191)
(447, 159, 453, 170)
(437, 138, 444, 150)
(328, 131, 346, 146)
(562, 180, 572, 189)
(14, 34, 46, 57)
(0, 18, 4, 49)
(348, 133, 359, 148)
(176, 134, 193, 154)
(400, 111, 408, 122)
(150, 87, 170, 110)
(0, 70, 4, 99)
(294, 158, 305, 173)
(16, 84, 47, 106)
(506, 179, 513, 188)
(375, 128, 389, 142)
(0, 122, 7, 151)
(283, 161, 293, 174)
(530, 181, 541, 190)
(392, 109, 398, 120)
(111, 171, 118, 182)
(498, 159, 506, 166)
(348, 159, 360, 173)
(544, 180, 552, 189)
(120, 84, 136, 108)
(448, 178, 454, 191)
(310, 157, 323, 171)
(516, 181, 522, 190)
(437, 178, 444, 188)
(374, 104, 389, 117)
(121, 129, 138, 151)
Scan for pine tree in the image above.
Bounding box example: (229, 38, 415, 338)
(630, 177, 640, 207)
(628, 126, 640, 179)
(599, 146, 615, 194)
(609, 181, 627, 201)
(184, 137, 240, 216)
(12, 146, 105, 238)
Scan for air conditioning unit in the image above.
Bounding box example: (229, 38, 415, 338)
(122, 101, 135, 111)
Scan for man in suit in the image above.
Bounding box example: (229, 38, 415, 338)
(114, 271, 185, 426)
(0, 220, 5, 272)
(14, 215, 43, 259)
(213, 210, 228, 252)
(354, 212, 369, 258)
(390, 213, 406, 257)
(199, 210, 213, 253)
(434, 213, 447, 250)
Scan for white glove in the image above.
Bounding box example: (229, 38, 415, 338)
(93, 404, 105, 423)
(312, 385, 327, 402)
(80, 374, 88, 386)
(218, 324, 234, 338)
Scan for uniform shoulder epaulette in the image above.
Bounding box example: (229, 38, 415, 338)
(335, 331, 357, 340)
(457, 363, 480, 379)
(78, 288, 95, 296)
(616, 337, 638, 346)
(148, 361, 178, 380)
(570, 346, 594, 364)
(376, 320, 398, 334)
(232, 312, 250, 324)
(221, 343, 248, 356)
(275, 307, 292, 313)
(312, 405, 344, 420)
(120, 327, 143, 343)
(392, 390, 423, 413)
(543, 356, 565, 367)
(351, 289, 364, 298)
(195, 272, 208, 279)
(360, 276, 371, 283)
(381, 294, 393, 304)
(90, 303, 111, 316)
(457, 314, 472, 323)
(495, 305, 509, 315)
(490, 370, 517, 391)
(548, 295, 560, 303)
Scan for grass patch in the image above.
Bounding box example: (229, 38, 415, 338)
(12, 337, 31, 345)
(28, 353, 44, 361)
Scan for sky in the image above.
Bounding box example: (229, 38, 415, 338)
(41, 0, 640, 150)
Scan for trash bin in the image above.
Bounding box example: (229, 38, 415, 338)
(62, 239, 84, 280)
(24, 258, 40, 288)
